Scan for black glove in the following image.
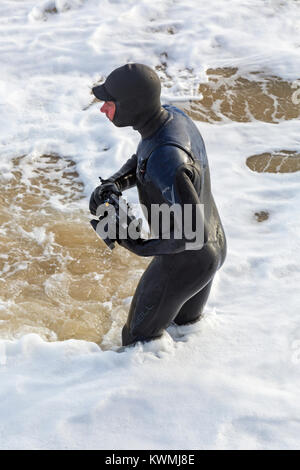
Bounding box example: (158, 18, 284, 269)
(89, 181, 121, 215)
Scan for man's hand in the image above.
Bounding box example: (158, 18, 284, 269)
(89, 181, 121, 215)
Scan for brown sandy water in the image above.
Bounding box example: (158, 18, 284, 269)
(170, 67, 300, 123)
(1, 67, 299, 346)
(254, 211, 269, 223)
(169, 68, 300, 192)
(0, 154, 148, 347)
(246, 150, 300, 173)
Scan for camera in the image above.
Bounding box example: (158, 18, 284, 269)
(90, 193, 142, 250)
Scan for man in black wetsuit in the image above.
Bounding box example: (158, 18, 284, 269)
(90, 63, 226, 347)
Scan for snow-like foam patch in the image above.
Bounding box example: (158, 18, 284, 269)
(1, 0, 300, 450)
(29, 0, 85, 22)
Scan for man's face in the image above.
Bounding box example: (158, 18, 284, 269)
(100, 101, 116, 121)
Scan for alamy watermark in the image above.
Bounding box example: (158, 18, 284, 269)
(94, 197, 205, 250)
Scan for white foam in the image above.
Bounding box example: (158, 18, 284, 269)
(0, 0, 300, 450)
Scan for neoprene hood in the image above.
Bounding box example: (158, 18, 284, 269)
(92, 63, 167, 138)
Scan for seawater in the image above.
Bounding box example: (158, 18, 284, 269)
(0, 68, 299, 347)
(0, 153, 148, 347)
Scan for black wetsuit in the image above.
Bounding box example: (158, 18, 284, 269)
(91, 64, 226, 346)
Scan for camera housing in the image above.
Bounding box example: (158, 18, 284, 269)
(90, 193, 142, 250)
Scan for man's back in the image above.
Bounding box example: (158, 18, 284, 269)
(136, 105, 226, 252)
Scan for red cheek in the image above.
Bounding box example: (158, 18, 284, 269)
(109, 106, 116, 120)
(99, 102, 115, 120)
